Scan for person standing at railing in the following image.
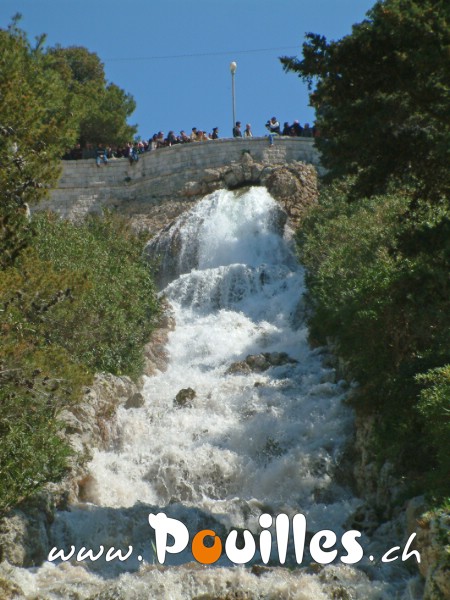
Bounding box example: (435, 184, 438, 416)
(232, 121, 242, 137)
(292, 120, 303, 136)
(282, 122, 292, 136)
(243, 124, 253, 138)
(129, 142, 139, 165)
(303, 123, 313, 137)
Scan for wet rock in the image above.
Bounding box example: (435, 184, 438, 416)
(345, 504, 380, 535)
(145, 215, 201, 287)
(174, 387, 196, 408)
(226, 352, 298, 375)
(125, 199, 198, 238)
(183, 180, 208, 198)
(223, 168, 241, 189)
(268, 203, 288, 236)
(225, 361, 251, 375)
(408, 503, 450, 600)
(291, 295, 309, 329)
(261, 437, 283, 459)
(60, 373, 140, 452)
(251, 564, 272, 577)
(318, 565, 373, 594)
(0, 508, 49, 567)
(141, 301, 175, 376)
(77, 474, 98, 502)
(240, 151, 254, 166)
(306, 562, 324, 574)
(202, 168, 222, 183)
(245, 354, 271, 371)
(250, 164, 263, 181)
(125, 391, 145, 409)
(142, 330, 170, 376)
(329, 588, 353, 600)
(264, 163, 318, 228)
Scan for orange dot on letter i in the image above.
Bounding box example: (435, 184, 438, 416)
(192, 529, 223, 564)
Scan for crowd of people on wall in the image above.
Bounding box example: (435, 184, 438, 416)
(62, 117, 318, 162)
(232, 117, 319, 139)
(62, 126, 222, 163)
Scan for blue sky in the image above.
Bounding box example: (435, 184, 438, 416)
(1, 0, 375, 140)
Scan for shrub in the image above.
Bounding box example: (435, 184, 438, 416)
(32, 212, 159, 379)
(0, 212, 159, 511)
(416, 366, 450, 495)
(0, 256, 90, 511)
(297, 178, 450, 496)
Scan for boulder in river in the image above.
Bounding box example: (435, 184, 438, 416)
(174, 387, 196, 408)
(226, 352, 298, 375)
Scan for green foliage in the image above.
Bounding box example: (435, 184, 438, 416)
(0, 214, 160, 512)
(416, 366, 450, 493)
(0, 363, 81, 512)
(281, 0, 450, 198)
(284, 0, 450, 501)
(46, 46, 137, 147)
(0, 18, 137, 267)
(32, 212, 160, 378)
(0, 15, 79, 265)
(47, 45, 106, 86)
(0, 18, 152, 513)
(298, 179, 450, 496)
(0, 254, 90, 512)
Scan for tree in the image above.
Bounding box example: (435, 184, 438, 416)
(280, 0, 450, 198)
(0, 18, 153, 512)
(46, 46, 137, 146)
(285, 0, 450, 498)
(77, 82, 137, 147)
(0, 18, 137, 267)
(47, 45, 106, 86)
(0, 15, 80, 267)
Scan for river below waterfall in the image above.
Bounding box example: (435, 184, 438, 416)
(3, 187, 422, 599)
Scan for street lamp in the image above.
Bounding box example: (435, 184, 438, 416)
(230, 61, 237, 134)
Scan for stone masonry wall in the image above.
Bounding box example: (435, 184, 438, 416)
(38, 138, 320, 227)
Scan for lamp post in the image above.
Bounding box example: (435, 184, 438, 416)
(230, 61, 237, 134)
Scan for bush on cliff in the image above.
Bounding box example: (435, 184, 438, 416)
(0, 214, 159, 512)
(0, 16, 136, 269)
(0, 19, 151, 512)
(416, 366, 450, 496)
(33, 212, 159, 378)
(297, 179, 450, 497)
(284, 0, 450, 501)
(281, 0, 450, 200)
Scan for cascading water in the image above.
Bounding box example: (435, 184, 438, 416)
(4, 187, 422, 599)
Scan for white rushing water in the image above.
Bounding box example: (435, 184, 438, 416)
(4, 188, 421, 599)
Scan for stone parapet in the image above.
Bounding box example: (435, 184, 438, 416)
(37, 138, 321, 226)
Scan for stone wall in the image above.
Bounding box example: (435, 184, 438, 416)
(37, 137, 320, 230)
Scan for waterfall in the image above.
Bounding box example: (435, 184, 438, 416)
(4, 187, 420, 599)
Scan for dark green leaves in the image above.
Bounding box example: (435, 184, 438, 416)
(281, 0, 450, 198)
